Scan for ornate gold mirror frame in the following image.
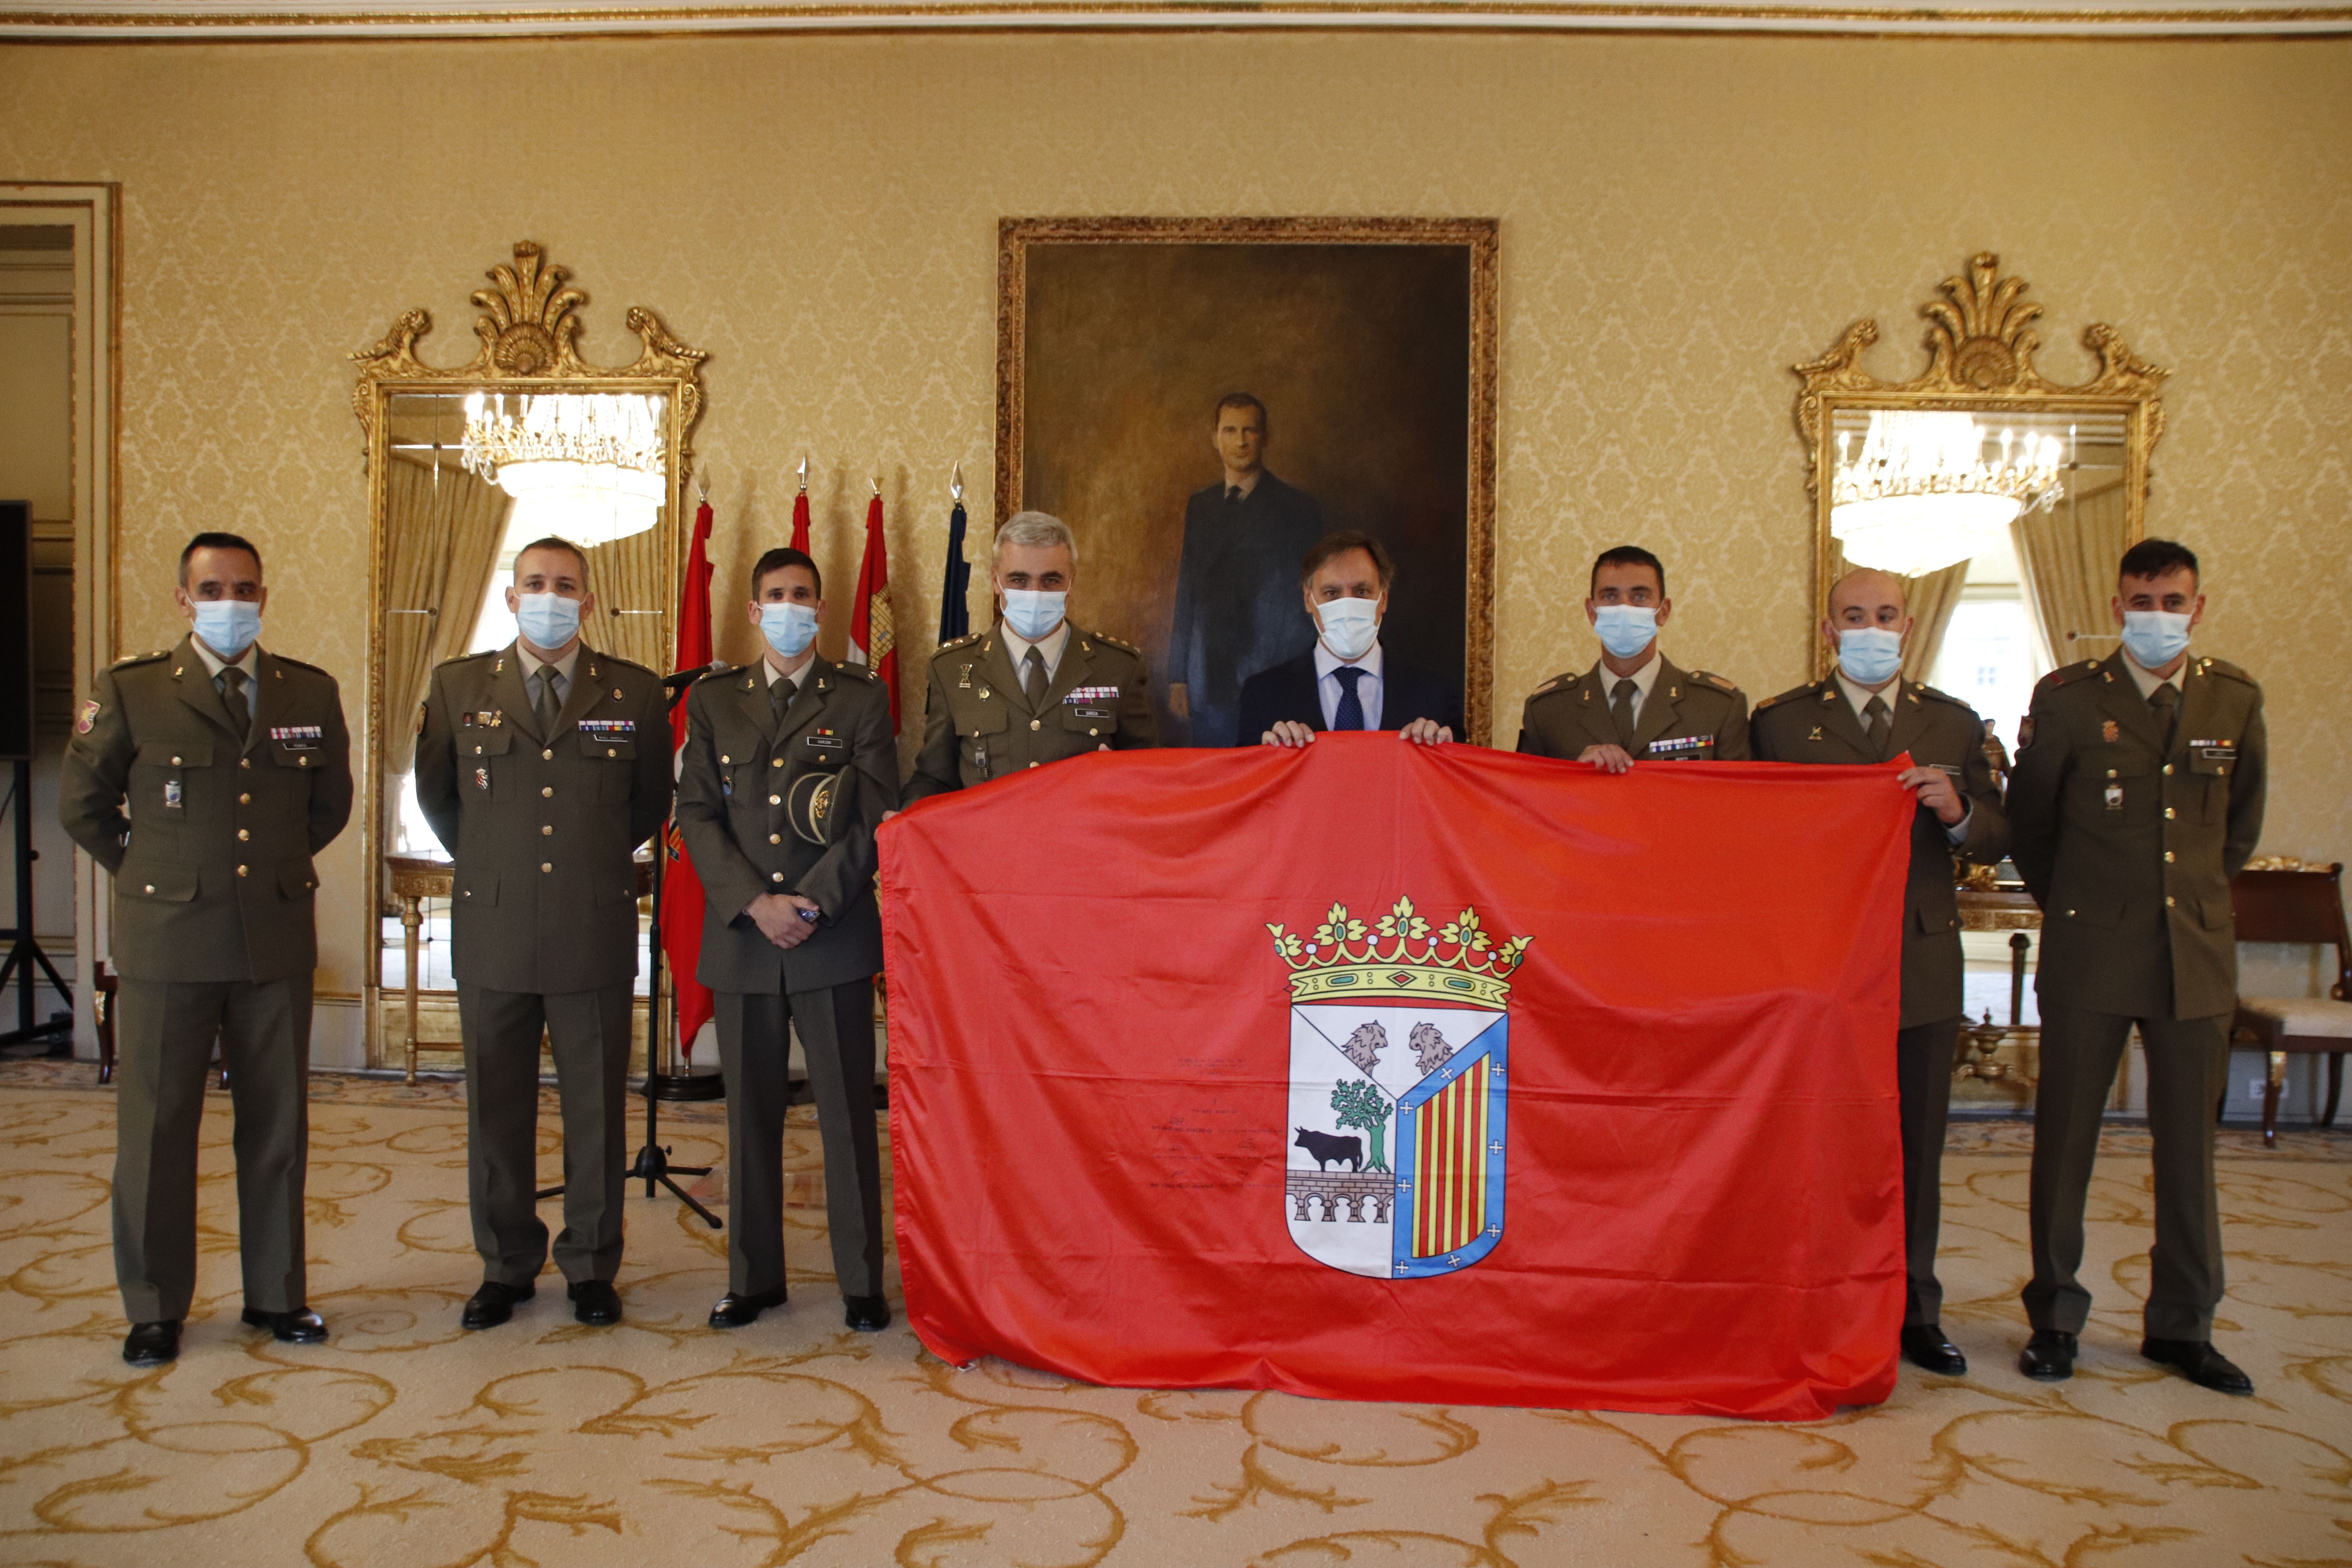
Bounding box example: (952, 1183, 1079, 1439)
(351, 241, 706, 1068)
(1794, 252, 2169, 681)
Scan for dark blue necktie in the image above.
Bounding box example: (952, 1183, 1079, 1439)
(1333, 665, 1366, 731)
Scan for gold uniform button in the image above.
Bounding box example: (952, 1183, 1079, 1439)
(768, 833, 781, 844)
(143, 884, 154, 893)
(541, 862, 553, 873)
(238, 793, 250, 805)
(768, 794, 781, 805)
(236, 864, 248, 877)
(2105, 769, 2118, 779)
(606, 749, 617, 757)
(239, 758, 251, 769)
(2166, 895, 2177, 907)
(2162, 764, 2173, 775)
(2164, 807, 2176, 820)
(772, 758, 784, 768)
(542, 749, 554, 761)
(1028, 762, 1040, 769)
(721, 754, 732, 765)
(2164, 850, 2176, 863)
(1089, 728, 1100, 737)
(1029, 719, 1042, 731)
(541, 786, 554, 797)
(170, 755, 182, 766)
(770, 871, 786, 882)
(236, 828, 250, 841)
(541, 825, 554, 836)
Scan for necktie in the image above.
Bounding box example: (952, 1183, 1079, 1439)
(2149, 682, 2179, 751)
(1024, 645, 1048, 708)
(218, 666, 251, 742)
(768, 673, 793, 727)
(1864, 694, 1892, 759)
(1610, 677, 1638, 748)
(1225, 485, 1242, 505)
(534, 667, 561, 732)
(1333, 665, 1367, 731)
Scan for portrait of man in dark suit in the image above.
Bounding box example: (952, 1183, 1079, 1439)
(1165, 394, 1327, 748)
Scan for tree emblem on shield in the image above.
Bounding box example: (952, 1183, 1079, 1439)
(1270, 896, 1531, 1280)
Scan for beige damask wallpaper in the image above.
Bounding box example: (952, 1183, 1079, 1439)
(0, 34, 2345, 1005)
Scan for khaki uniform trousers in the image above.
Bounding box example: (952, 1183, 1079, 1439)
(111, 976, 311, 1324)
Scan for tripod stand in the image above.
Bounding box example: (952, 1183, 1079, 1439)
(532, 671, 723, 1228)
(0, 758, 72, 1049)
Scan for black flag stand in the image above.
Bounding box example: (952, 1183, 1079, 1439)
(534, 670, 724, 1227)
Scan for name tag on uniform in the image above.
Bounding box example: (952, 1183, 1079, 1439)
(578, 719, 634, 740)
(803, 731, 846, 751)
(1931, 762, 1962, 777)
(270, 724, 323, 750)
(1063, 686, 1118, 704)
(1647, 736, 1712, 757)
(2190, 738, 2236, 760)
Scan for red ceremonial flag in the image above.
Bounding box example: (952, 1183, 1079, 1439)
(880, 739, 1915, 1421)
(789, 486, 811, 555)
(660, 498, 717, 1058)
(847, 490, 898, 731)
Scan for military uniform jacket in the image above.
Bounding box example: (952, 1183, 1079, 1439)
(1515, 655, 1751, 762)
(1751, 677, 2010, 1028)
(2006, 652, 2265, 1022)
(415, 643, 672, 996)
(903, 621, 1156, 802)
(673, 655, 899, 995)
(59, 635, 352, 985)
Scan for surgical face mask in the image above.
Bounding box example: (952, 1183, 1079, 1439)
(1315, 597, 1381, 662)
(1592, 603, 1658, 661)
(515, 591, 582, 651)
(759, 601, 820, 661)
(189, 599, 262, 659)
(1837, 626, 1905, 686)
(1001, 588, 1066, 643)
(2120, 609, 2192, 671)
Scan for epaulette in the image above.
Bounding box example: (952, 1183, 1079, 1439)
(597, 652, 659, 678)
(1527, 671, 1579, 699)
(1912, 682, 1973, 709)
(2037, 659, 2102, 689)
(836, 661, 880, 681)
(694, 662, 748, 684)
(936, 632, 982, 654)
(1687, 670, 1740, 694)
(437, 648, 497, 669)
(109, 650, 169, 670)
(1090, 633, 1140, 655)
(270, 653, 334, 677)
(2195, 655, 2256, 686)
(1753, 681, 1820, 714)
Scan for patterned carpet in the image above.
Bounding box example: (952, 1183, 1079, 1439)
(2, 1063, 2348, 1568)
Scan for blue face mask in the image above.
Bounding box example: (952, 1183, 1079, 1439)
(1837, 626, 1905, 686)
(1001, 589, 1066, 643)
(2120, 610, 2192, 671)
(1592, 603, 1657, 661)
(190, 599, 262, 659)
(515, 592, 582, 652)
(759, 601, 820, 660)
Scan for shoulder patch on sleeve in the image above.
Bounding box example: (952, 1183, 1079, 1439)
(75, 697, 101, 733)
(109, 650, 169, 671)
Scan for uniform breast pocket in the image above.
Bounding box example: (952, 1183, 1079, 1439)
(580, 731, 639, 802)
(795, 733, 851, 769)
(133, 738, 212, 820)
(464, 726, 512, 798)
(1061, 703, 1119, 740)
(2071, 746, 2147, 819)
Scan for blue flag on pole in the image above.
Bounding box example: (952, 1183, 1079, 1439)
(938, 499, 971, 642)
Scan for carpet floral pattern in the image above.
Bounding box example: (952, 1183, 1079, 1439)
(2, 1066, 2348, 1567)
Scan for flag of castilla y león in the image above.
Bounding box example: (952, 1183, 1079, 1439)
(880, 735, 1916, 1420)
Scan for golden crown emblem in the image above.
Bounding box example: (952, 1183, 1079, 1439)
(1268, 895, 1531, 1009)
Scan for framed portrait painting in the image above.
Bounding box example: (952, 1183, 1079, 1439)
(995, 217, 1499, 746)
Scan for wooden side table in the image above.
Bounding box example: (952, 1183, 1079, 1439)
(385, 854, 456, 1084)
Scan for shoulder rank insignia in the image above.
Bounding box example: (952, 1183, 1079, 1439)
(1690, 670, 1737, 692)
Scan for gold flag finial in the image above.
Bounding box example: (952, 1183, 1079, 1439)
(795, 453, 808, 493)
(951, 461, 964, 503)
(871, 470, 883, 498)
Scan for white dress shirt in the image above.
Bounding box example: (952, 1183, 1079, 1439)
(1315, 640, 1385, 730)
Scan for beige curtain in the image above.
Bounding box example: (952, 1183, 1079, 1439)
(383, 454, 510, 774)
(583, 526, 669, 673)
(1824, 541, 1970, 683)
(2014, 479, 2129, 667)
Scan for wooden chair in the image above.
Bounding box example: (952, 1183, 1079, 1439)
(2229, 863, 2351, 1147)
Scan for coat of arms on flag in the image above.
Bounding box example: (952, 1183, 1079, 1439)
(1270, 896, 1530, 1281)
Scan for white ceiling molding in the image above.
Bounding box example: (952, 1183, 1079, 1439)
(2, 0, 2348, 39)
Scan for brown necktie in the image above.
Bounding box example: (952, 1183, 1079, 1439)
(1863, 694, 1892, 760)
(1024, 646, 1048, 708)
(2149, 682, 2179, 751)
(218, 666, 251, 743)
(534, 668, 561, 732)
(1610, 678, 1638, 748)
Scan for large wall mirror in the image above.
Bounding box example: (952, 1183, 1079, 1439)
(1795, 253, 2168, 755)
(352, 242, 706, 1071)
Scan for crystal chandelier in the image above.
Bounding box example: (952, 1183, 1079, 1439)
(1831, 411, 2063, 577)
(461, 391, 666, 546)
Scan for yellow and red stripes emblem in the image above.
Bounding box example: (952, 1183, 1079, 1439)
(1411, 1058, 1490, 1258)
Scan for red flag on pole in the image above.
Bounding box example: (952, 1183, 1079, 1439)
(848, 486, 898, 731)
(789, 486, 811, 556)
(880, 739, 1914, 1420)
(660, 497, 717, 1058)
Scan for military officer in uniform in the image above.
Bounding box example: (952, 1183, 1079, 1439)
(415, 537, 672, 1330)
(673, 546, 899, 1331)
(59, 532, 352, 1366)
(1752, 566, 2009, 1376)
(2007, 539, 2265, 1394)
(903, 510, 1156, 801)
(1517, 545, 1749, 768)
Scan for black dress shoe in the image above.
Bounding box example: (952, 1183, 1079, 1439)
(568, 1279, 622, 1326)
(708, 1287, 786, 1329)
(2019, 1329, 2078, 1381)
(460, 1281, 533, 1330)
(123, 1320, 181, 1367)
(241, 1307, 327, 1343)
(1900, 1324, 1968, 1375)
(843, 1295, 891, 1332)
(2142, 1337, 2254, 1394)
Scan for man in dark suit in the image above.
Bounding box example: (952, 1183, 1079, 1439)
(1238, 530, 1461, 748)
(674, 546, 900, 1333)
(1166, 392, 1326, 748)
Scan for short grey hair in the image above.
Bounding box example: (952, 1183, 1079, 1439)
(993, 510, 1079, 566)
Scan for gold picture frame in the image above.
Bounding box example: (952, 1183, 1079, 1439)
(996, 216, 1500, 745)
